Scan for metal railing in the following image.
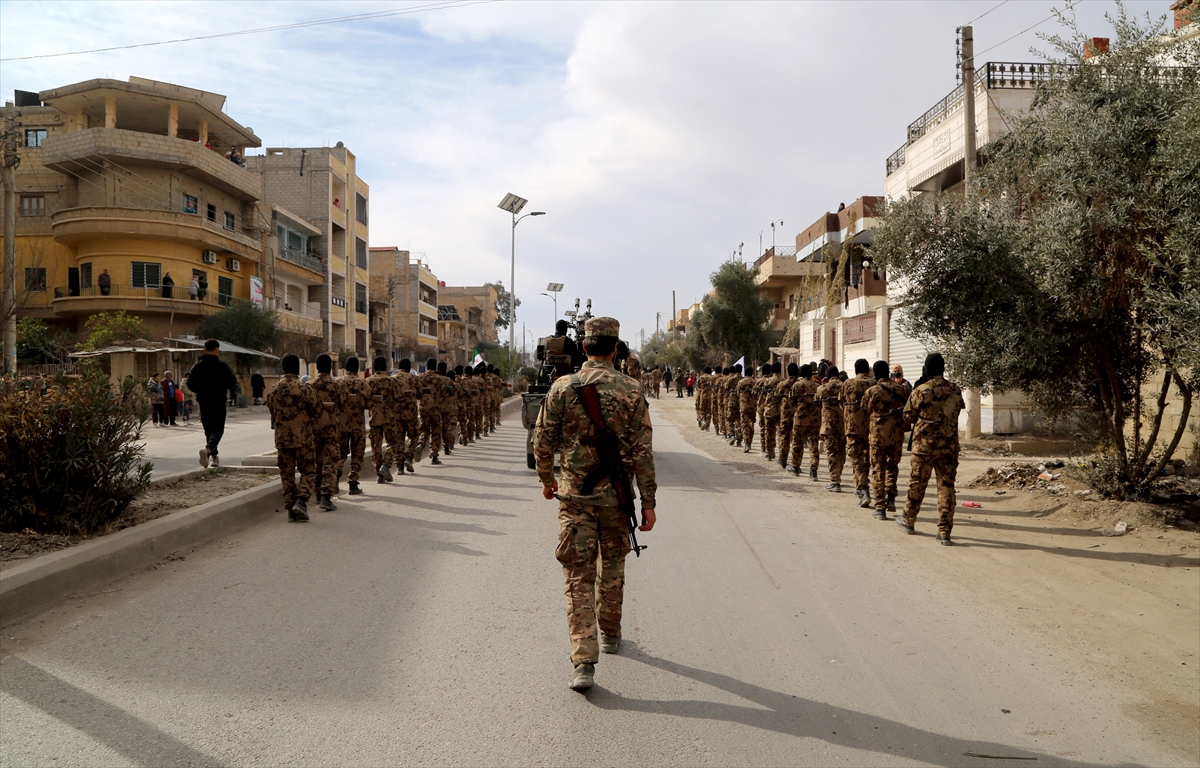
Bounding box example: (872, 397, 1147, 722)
(753, 245, 798, 267)
(54, 282, 231, 307)
(278, 245, 326, 274)
(886, 143, 906, 176)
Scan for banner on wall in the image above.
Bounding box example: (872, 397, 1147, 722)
(249, 276, 263, 307)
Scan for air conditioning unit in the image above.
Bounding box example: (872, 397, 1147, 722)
(226, 258, 241, 273)
(202, 251, 218, 264)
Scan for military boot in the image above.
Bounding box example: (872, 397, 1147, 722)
(348, 481, 363, 495)
(445, 445, 453, 455)
(431, 456, 443, 465)
(873, 508, 887, 520)
(377, 465, 393, 483)
(858, 491, 872, 509)
(742, 443, 751, 453)
(886, 492, 896, 512)
(896, 516, 915, 534)
(599, 635, 621, 654)
(936, 533, 954, 546)
(809, 468, 818, 481)
(824, 482, 841, 492)
(289, 498, 310, 522)
(570, 663, 595, 691)
(318, 494, 337, 511)
(404, 457, 415, 474)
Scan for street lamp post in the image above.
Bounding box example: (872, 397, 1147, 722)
(497, 193, 545, 381)
(769, 219, 784, 252)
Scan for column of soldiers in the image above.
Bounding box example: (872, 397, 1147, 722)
(266, 352, 507, 523)
(690, 352, 966, 545)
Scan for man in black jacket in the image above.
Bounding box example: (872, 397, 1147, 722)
(186, 339, 240, 468)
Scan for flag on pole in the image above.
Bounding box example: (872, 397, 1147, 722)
(471, 348, 484, 366)
(734, 356, 745, 374)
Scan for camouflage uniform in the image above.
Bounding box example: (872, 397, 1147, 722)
(737, 375, 757, 450)
(788, 378, 820, 473)
(441, 376, 460, 450)
(417, 368, 444, 458)
(816, 379, 846, 484)
(776, 375, 797, 468)
(366, 370, 400, 472)
(862, 379, 909, 512)
(902, 376, 966, 536)
(761, 374, 783, 460)
(535, 345, 656, 667)
(391, 369, 421, 462)
(725, 375, 741, 443)
(485, 371, 502, 430)
(306, 372, 344, 497)
(337, 373, 368, 485)
(266, 374, 320, 509)
(841, 373, 875, 493)
(651, 369, 661, 399)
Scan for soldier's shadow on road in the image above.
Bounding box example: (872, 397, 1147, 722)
(586, 643, 1146, 768)
(375, 493, 519, 517)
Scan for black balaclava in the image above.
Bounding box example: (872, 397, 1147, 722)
(854, 358, 870, 375)
(827, 365, 840, 378)
(282, 354, 300, 375)
(873, 360, 889, 380)
(786, 362, 799, 378)
(399, 358, 411, 372)
(761, 363, 771, 376)
(373, 356, 388, 372)
(316, 354, 332, 374)
(345, 357, 360, 374)
(925, 353, 946, 378)
(772, 362, 781, 375)
(733, 364, 743, 375)
(799, 363, 812, 379)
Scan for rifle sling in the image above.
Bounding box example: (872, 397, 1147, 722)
(572, 381, 633, 502)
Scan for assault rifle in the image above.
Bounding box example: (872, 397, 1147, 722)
(573, 382, 648, 557)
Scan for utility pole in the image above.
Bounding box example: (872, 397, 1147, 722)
(656, 312, 660, 338)
(671, 290, 677, 342)
(2, 101, 17, 375)
(386, 275, 395, 368)
(961, 24, 982, 440)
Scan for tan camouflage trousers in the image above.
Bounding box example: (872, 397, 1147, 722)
(442, 411, 457, 450)
(740, 409, 756, 449)
(762, 416, 779, 460)
(904, 453, 959, 535)
(314, 437, 340, 496)
(727, 403, 741, 439)
(556, 501, 631, 665)
(277, 445, 314, 507)
(870, 436, 903, 510)
(369, 426, 390, 470)
(822, 433, 846, 484)
(789, 421, 820, 472)
(421, 410, 443, 457)
(846, 434, 871, 491)
(339, 430, 366, 483)
(777, 419, 793, 468)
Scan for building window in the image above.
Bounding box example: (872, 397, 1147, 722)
(355, 328, 367, 357)
(80, 262, 93, 290)
(355, 238, 367, 269)
(131, 261, 162, 289)
(20, 195, 45, 217)
(24, 267, 47, 292)
(812, 327, 821, 352)
(218, 276, 234, 306)
(224, 211, 236, 231)
(355, 283, 367, 314)
(843, 314, 877, 345)
(24, 129, 47, 148)
(355, 193, 368, 225)
(207, 203, 217, 222)
(183, 195, 198, 214)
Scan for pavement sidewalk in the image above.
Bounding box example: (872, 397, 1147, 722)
(140, 405, 275, 480)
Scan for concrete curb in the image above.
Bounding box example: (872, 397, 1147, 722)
(501, 396, 521, 417)
(1, 479, 282, 627)
(150, 465, 277, 486)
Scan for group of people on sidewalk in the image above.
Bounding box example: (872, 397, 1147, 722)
(636, 367, 696, 399)
(692, 352, 965, 544)
(265, 354, 507, 522)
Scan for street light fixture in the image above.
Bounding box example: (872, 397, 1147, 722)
(497, 193, 545, 378)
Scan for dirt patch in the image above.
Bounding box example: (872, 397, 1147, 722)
(0, 470, 275, 570)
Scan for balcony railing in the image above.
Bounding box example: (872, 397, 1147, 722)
(886, 144, 906, 176)
(53, 283, 234, 308)
(278, 245, 326, 274)
(753, 246, 798, 267)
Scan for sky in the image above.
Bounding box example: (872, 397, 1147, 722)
(0, 0, 1176, 347)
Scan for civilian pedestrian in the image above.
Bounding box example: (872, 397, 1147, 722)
(161, 372, 178, 425)
(186, 339, 240, 468)
(97, 268, 111, 296)
(162, 272, 174, 299)
(147, 373, 163, 426)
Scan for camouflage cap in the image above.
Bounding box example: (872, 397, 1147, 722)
(585, 316, 620, 338)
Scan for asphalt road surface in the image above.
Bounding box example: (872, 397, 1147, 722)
(140, 408, 275, 480)
(0, 405, 1190, 766)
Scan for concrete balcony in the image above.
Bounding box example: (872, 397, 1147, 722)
(52, 206, 261, 260)
(51, 282, 231, 318)
(754, 254, 823, 288)
(278, 305, 323, 338)
(42, 128, 262, 201)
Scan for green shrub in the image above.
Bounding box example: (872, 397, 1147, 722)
(0, 370, 152, 534)
(236, 393, 251, 408)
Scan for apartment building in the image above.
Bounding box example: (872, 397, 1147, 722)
(367, 248, 440, 364)
(5, 77, 264, 340)
(246, 145, 370, 358)
(437, 283, 500, 368)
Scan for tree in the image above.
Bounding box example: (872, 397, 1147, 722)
(685, 259, 775, 367)
(196, 301, 280, 353)
(79, 311, 147, 352)
(639, 330, 687, 371)
(16, 318, 74, 365)
(870, 6, 1199, 498)
(492, 281, 521, 331)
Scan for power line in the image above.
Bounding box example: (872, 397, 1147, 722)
(965, 0, 1010, 27)
(975, 1, 1076, 58)
(0, 0, 501, 62)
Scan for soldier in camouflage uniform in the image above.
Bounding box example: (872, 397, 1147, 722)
(534, 316, 656, 692)
(776, 363, 799, 468)
(760, 363, 782, 460)
(306, 354, 344, 512)
(737, 367, 758, 453)
(266, 354, 321, 522)
(725, 364, 743, 446)
(485, 364, 502, 432)
(367, 356, 400, 483)
(816, 366, 846, 492)
(391, 358, 421, 473)
(841, 359, 875, 507)
(336, 356, 368, 496)
(437, 362, 457, 454)
(418, 358, 445, 464)
(787, 364, 821, 479)
(862, 360, 909, 519)
(898, 353, 966, 545)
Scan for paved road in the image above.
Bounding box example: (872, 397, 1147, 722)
(0, 405, 1189, 766)
(140, 407, 275, 479)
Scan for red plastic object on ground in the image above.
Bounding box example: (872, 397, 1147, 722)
(962, 501, 982, 508)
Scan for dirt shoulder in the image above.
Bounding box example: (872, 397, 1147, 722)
(651, 393, 1200, 759)
(0, 470, 276, 571)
